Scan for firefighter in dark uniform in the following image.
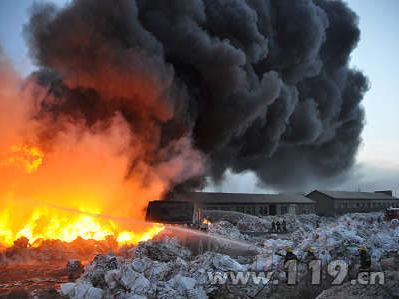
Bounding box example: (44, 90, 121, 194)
(276, 220, 281, 233)
(303, 247, 317, 262)
(276, 246, 297, 283)
(358, 246, 371, 272)
(284, 246, 298, 262)
(276, 246, 298, 261)
(271, 220, 276, 233)
(302, 247, 319, 283)
(282, 220, 287, 232)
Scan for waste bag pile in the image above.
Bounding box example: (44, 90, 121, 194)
(60, 211, 399, 298)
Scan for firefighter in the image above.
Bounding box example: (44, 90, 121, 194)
(358, 246, 371, 272)
(303, 247, 317, 262)
(276, 246, 298, 262)
(283, 246, 298, 262)
(274, 246, 297, 283)
(276, 220, 281, 233)
(277, 246, 298, 284)
(282, 220, 287, 232)
(271, 220, 276, 233)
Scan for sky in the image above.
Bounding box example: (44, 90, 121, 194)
(0, 0, 398, 195)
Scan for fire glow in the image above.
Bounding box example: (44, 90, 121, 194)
(0, 1, 208, 249)
(202, 219, 211, 225)
(0, 200, 165, 247)
(0, 145, 44, 174)
(0, 60, 172, 249)
(0, 141, 165, 247)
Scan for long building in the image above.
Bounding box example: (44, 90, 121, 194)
(306, 190, 399, 216)
(174, 192, 315, 216)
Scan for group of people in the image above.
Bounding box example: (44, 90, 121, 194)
(278, 245, 371, 271)
(271, 219, 287, 233)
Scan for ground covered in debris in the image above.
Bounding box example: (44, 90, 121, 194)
(56, 211, 399, 299)
(0, 236, 119, 298)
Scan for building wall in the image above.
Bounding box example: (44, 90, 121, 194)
(306, 191, 399, 215)
(202, 202, 315, 216)
(306, 192, 335, 216)
(297, 203, 315, 214)
(333, 199, 399, 214)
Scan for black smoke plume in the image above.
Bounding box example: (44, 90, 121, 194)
(23, 0, 368, 192)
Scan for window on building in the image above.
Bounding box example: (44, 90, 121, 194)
(260, 206, 268, 215)
(280, 206, 288, 214)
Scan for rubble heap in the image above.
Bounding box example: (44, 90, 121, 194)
(60, 212, 399, 298)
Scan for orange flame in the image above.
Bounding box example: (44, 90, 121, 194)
(0, 45, 199, 250)
(0, 199, 165, 247)
(0, 131, 167, 247)
(0, 145, 43, 173)
(202, 219, 211, 225)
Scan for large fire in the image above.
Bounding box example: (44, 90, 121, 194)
(0, 199, 165, 247)
(0, 3, 206, 249)
(0, 138, 166, 248)
(0, 56, 173, 250)
(0, 145, 44, 174)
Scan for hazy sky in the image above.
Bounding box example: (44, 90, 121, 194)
(0, 0, 398, 195)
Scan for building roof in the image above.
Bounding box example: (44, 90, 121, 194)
(308, 190, 396, 200)
(174, 192, 314, 204)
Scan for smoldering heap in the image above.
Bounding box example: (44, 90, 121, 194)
(23, 0, 368, 191)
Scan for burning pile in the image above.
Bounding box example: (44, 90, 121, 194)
(0, 30, 195, 248)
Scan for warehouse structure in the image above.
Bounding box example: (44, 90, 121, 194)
(174, 192, 315, 216)
(306, 190, 399, 216)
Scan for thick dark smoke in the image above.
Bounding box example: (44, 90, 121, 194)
(23, 0, 368, 192)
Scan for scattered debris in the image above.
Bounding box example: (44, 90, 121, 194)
(57, 211, 399, 298)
